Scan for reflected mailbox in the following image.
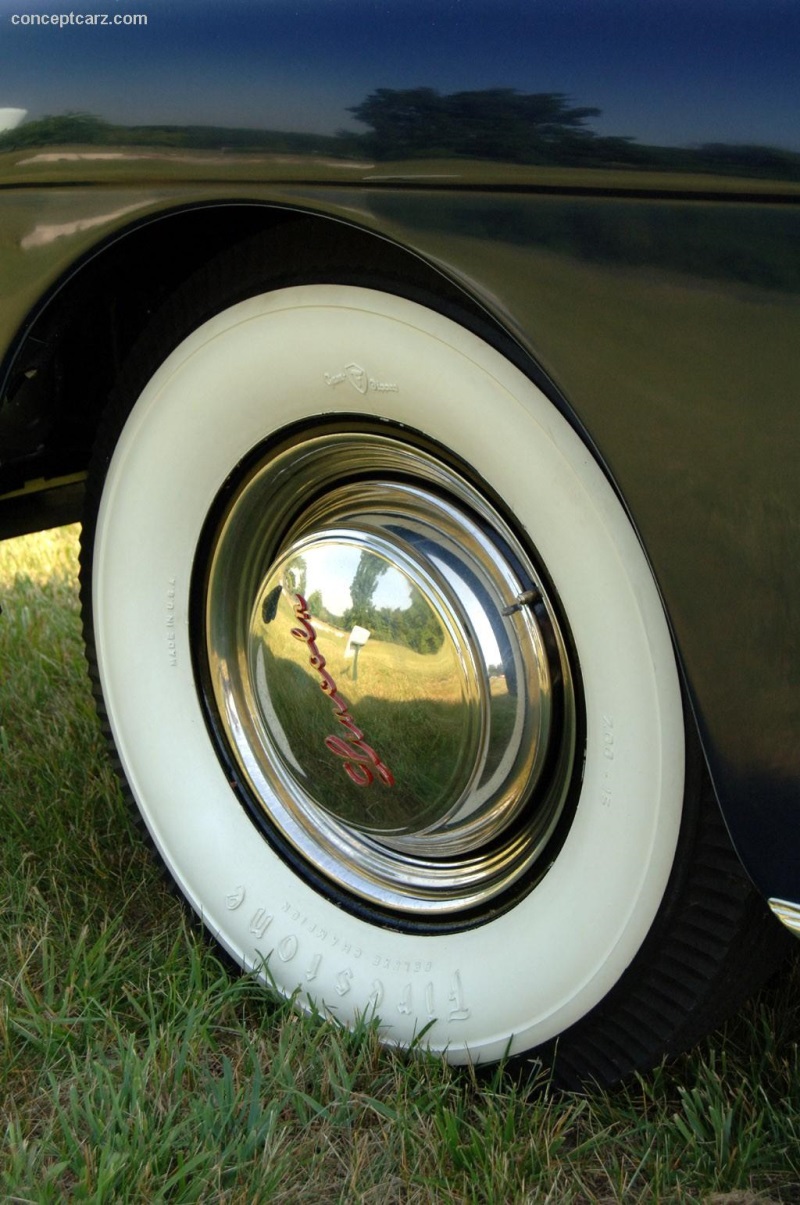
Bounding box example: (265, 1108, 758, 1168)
(345, 624, 370, 679)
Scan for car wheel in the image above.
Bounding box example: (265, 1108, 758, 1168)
(81, 250, 781, 1087)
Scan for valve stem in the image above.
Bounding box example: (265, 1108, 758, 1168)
(502, 588, 540, 617)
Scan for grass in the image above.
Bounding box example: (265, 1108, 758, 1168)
(1, 525, 799, 1202)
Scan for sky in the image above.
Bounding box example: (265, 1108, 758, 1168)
(1, 0, 798, 150)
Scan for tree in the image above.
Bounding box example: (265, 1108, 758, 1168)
(0, 111, 112, 149)
(348, 88, 602, 164)
(344, 552, 387, 630)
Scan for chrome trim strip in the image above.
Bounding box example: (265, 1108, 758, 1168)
(768, 898, 800, 937)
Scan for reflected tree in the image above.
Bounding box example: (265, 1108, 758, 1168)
(346, 552, 387, 631)
(343, 551, 443, 654)
(348, 87, 603, 163)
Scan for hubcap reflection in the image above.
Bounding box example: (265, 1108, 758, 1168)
(201, 426, 578, 917)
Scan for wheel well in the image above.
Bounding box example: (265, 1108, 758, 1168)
(0, 202, 481, 510)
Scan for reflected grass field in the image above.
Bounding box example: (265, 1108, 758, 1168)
(255, 588, 484, 830)
(5, 145, 800, 192)
(1, 526, 799, 1201)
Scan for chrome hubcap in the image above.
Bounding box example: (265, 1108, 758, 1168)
(201, 426, 578, 917)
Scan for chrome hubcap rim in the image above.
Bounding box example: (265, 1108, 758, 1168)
(201, 426, 578, 916)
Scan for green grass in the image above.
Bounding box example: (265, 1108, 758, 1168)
(1, 526, 799, 1202)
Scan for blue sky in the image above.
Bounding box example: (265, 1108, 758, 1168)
(1, 0, 798, 150)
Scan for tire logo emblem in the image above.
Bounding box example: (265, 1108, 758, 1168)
(345, 362, 368, 394)
(324, 361, 399, 394)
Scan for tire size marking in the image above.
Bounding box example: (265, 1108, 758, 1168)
(601, 715, 615, 807)
(602, 714, 615, 761)
(165, 578, 177, 666)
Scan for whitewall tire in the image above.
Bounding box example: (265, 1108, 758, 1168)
(83, 267, 766, 1087)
